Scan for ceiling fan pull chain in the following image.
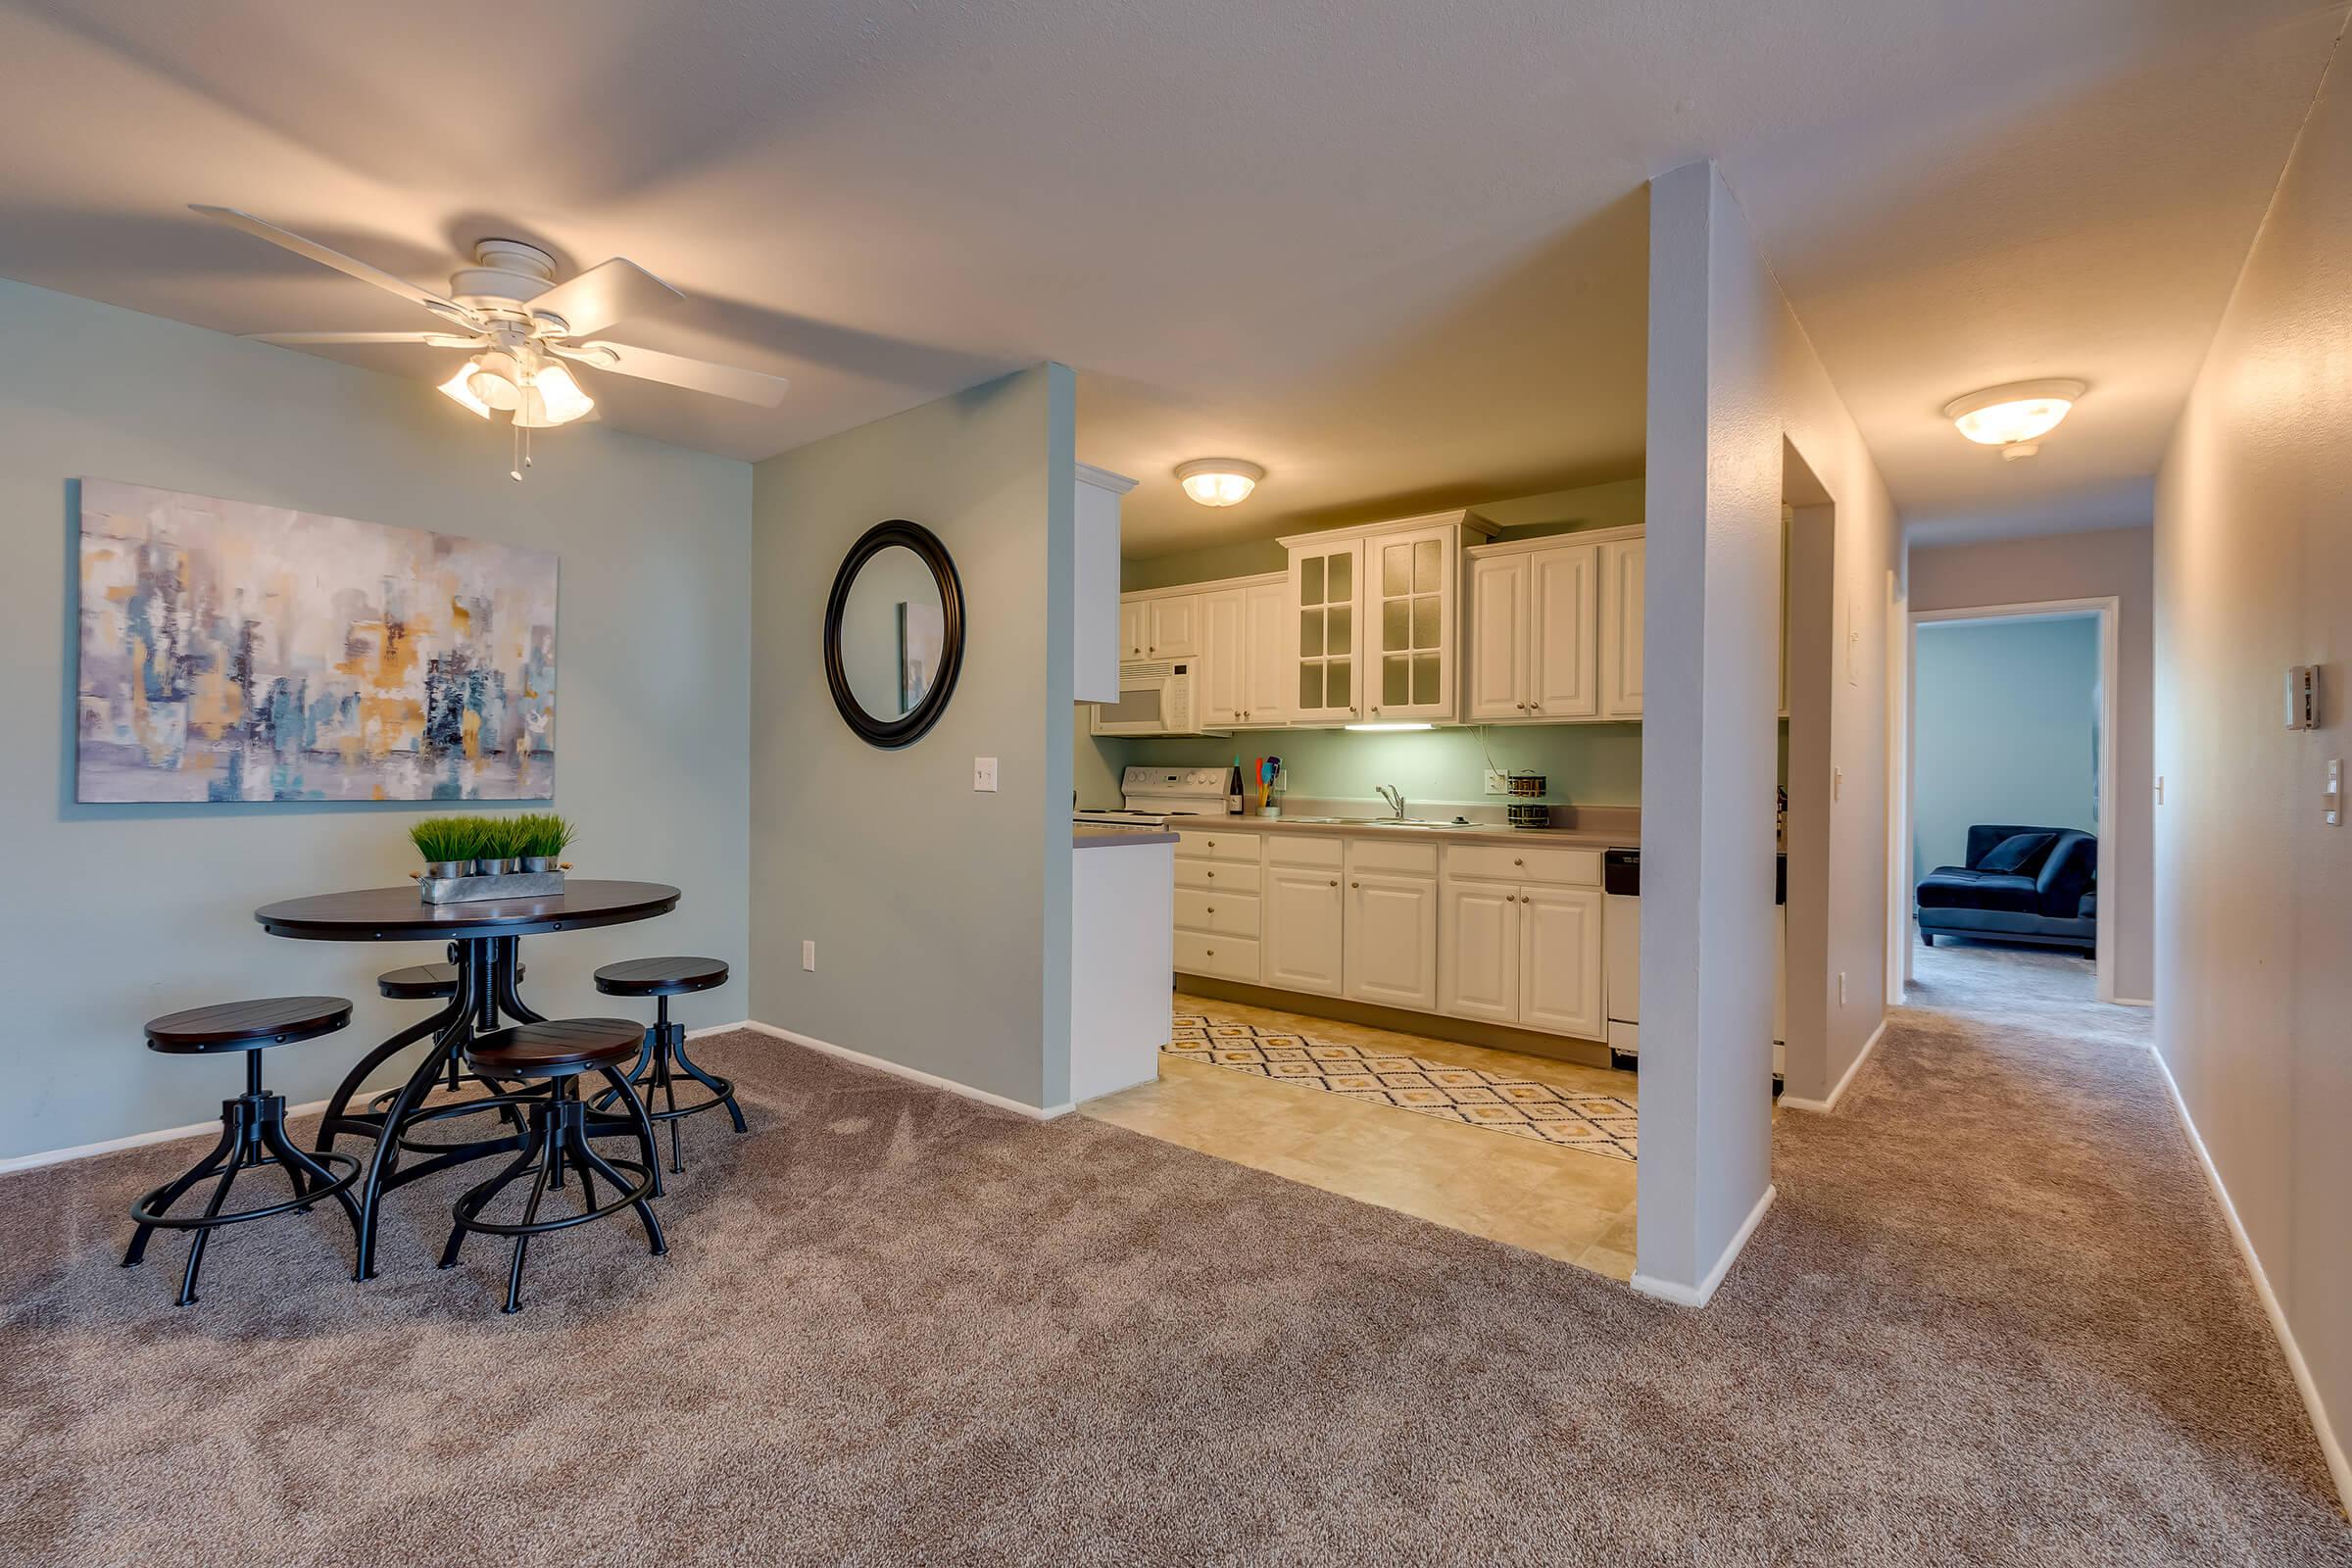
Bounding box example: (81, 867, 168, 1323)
(510, 416, 522, 483)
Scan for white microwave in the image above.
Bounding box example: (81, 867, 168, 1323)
(1090, 661, 1227, 736)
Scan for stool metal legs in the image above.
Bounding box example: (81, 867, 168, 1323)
(439, 1067, 666, 1314)
(123, 1053, 363, 1306)
(593, 996, 746, 1182)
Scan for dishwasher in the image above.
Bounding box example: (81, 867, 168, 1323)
(1603, 848, 1640, 1068)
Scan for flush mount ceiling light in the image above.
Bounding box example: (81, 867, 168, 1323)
(1175, 458, 1264, 507)
(1943, 378, 2086, 462)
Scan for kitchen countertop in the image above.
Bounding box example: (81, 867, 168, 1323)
(1152, 814, 1638, 851)
(1073, 823, 1181, 849)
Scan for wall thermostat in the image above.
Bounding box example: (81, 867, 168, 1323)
(2286, 664, 2321, 730)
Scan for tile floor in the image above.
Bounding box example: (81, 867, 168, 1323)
(1083, 992, 1641, 1279)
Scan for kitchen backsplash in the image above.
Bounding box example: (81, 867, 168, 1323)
(1079, 719, 1642, 811)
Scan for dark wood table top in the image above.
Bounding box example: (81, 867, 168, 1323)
(254, 880, 681, 942)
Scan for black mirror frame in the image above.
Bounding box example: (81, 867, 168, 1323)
(822, 518, 966, 750)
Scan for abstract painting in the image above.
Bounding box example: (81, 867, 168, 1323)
(76, 478, 558, 803)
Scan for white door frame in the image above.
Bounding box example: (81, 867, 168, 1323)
(1903, 596, 2121, 1004)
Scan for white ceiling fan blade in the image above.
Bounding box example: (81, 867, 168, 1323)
(558, 341, 788, 407)
(525, 258, 682, 338)
(243, 330, 481, 347)
(191, 205, 479, 327)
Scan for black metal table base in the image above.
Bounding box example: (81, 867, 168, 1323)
(124, 1053, 363, 1305)
(312, 934, 628, 1281)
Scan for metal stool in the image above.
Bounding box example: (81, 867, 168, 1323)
(591, 957, 742, 1184)
(123, 997, 364, 1306)
(368, 955, 526, 1105)
(439, 1019, 666, 1314)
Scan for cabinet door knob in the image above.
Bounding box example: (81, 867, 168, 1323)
(1205, 870, 1214, 878)
(1328, 879, 1338, 887)
(1516, 702, 1527, 710)
(1206, 839, 1215, 847)
(1513, 858, 1524, 866)
(1350, 881, 1360, 889)
(1371, 706, 1380, 714)
(1530, 702, 1543, 711)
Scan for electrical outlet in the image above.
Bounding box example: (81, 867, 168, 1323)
(1485, 770, 1509, 795)
(973, 757, 999, 792)
(802, 940, 816, 972)
(1838, 971, 1847, 1006)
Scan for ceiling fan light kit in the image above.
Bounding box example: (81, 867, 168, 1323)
(194, 204, 791, 476)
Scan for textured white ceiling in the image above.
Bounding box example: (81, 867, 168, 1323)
(0, 0, 2335, 553)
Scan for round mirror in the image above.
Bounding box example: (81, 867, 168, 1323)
(823, 520, 964, 748)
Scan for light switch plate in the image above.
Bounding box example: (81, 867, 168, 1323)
(1485, 770, 1509, 795)
(973, 757, 999, 792)
(802, 940, 816, 971)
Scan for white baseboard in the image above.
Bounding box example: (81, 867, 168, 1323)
(1780, 1014, 1888, 1114)
(1, 1020, 1072, 1177)
(1632, 1183, 1777, 1308)
(2114, 996, 2154, 1008)
(731, 1020, 1074, 1121)
(0, 1095, 338, 1177)
(2148, 1044, 2350, 1515)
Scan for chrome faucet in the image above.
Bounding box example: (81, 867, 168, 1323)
(1375, 784, 1406, 820)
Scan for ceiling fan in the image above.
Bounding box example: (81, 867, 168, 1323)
(191, 205, 788, 448)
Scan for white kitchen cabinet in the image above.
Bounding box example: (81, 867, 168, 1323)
(1439, 879, 1519, 1022)
(1072, 464, 1135, 703)
(1529, 544, 1599, 719)
(1200, 588, 1249, 727)
(1263, 865, 1345, 996)
(1286, 537, 1363, 724)
(1466, 554, 1527, 722)
(1346, 871, 1439, 1012)
(1598, 536, 1644, 719)
(1150, 594, 1201, 659)
(1201, 575, 1290, 727)
(1465, 534, 1607, 723)
(1364, 524, 1457, 722)
(1519, 885, 1605, 1038)
(1118, 591, 1202, 661)
(1438, 843, 1606, 1040)
(1173, 831, 1261, 986)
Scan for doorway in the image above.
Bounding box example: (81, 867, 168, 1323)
(1902, 598, 2120, 1004)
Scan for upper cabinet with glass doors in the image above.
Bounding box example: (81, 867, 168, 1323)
(1279, 511, 1494, 727)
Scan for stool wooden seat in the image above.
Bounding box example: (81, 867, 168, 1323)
(377, 960, 525, 1000)
(468, 1017, 645, 1076)
(591, 958, 743, 1182)
(125, 997, 363, 1305)
(592, 956, 729, 997)
(440, 1020, 667, 1313)
(146, 996, 351, 1053)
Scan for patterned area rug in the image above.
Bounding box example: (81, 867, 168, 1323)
(1166, 1014, 1638, 1161)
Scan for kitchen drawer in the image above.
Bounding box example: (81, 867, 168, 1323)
(1175, 858, 1259, 895)
(1174, 829, 1263, 864)
(1175, 888, 1260, 938)
(1263, 834, 1344, 870)
(1442, 843, 1601, 887)
(1344, 836, 1440, 878)
(1175, 930, 1260, 984)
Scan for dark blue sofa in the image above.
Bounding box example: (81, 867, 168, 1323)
(1916, 824, 2097, 954)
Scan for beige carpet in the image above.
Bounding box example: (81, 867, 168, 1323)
(2, 941, 2346, 1566)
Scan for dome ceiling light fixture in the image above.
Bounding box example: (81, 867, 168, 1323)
(1175, 458, 1265, 507)
(1942, 378, 2086, 463)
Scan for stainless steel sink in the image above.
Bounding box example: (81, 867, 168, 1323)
(1355, 817, 1477, 830)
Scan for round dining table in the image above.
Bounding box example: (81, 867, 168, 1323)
(252, 879, 681, 1279)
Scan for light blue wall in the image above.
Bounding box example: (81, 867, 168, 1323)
(752, 366, 1077, 1109)
(0, 278, 753, 1161)
(1913, 616, 2099, 879)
